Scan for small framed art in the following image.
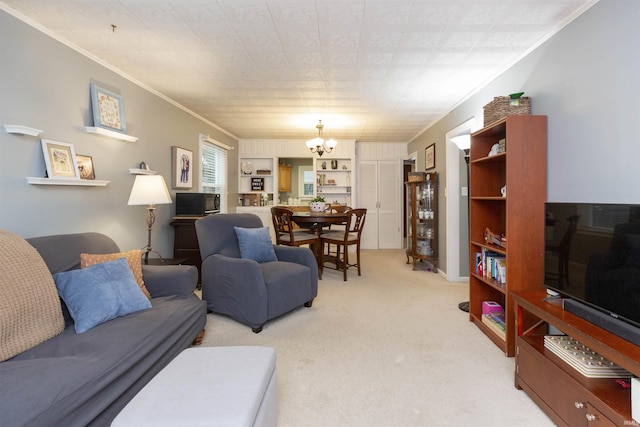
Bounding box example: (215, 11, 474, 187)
(425, 143, 436, 170)
(251, 177, 265, 191)
(41, 139, 80, 179)
(172, 146, 193, 189)
(90, 83, 126, 133)
(76, 155, 96, 180)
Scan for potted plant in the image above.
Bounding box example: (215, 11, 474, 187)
(309, 195, 326, 212)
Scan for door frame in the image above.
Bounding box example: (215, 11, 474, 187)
(445, 118, 476, 282)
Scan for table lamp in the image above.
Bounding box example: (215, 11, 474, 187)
(127, 175, 172, 263)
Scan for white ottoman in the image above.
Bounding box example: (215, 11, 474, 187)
(112, 346, 277, 427)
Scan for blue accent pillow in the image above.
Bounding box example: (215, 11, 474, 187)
(53, 257, 152, 334)
(234, 226, 278, 263)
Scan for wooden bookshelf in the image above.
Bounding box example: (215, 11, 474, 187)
(468, 115, 547, 356)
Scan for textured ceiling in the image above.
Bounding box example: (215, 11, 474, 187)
(2, 0, 597, 142)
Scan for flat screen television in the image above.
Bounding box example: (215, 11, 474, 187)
(544, 202, 640, 337)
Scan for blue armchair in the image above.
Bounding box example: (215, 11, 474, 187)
(195, 213, 318, 333)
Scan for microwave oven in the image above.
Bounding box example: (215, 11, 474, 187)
(175, 193, 220, 216)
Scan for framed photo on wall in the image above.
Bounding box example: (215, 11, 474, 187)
(172, 146, 193, 189)
(40, 139, 80, 179)
(90, 83, 126, 133)
(425, 143, 436, 170)
(76, 155, 96, 180)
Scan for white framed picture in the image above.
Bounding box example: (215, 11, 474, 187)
(40, 139, 80, 179)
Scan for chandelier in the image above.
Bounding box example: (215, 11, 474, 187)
(305, 120, 337, 157)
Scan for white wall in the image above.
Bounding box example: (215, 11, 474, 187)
(409, 0, 640, 276)
(0, 11, 237, 254)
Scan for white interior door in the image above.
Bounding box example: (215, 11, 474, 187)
(377, 160, 401, 249)
(359, 161, 378, 249)
(358, 160, 401, 249)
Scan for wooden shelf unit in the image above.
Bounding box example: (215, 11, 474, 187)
(315, 158, 352, 206)
(239, 157, 275, 206)
(468, 115, 547, 356)
(514, 290, 639, 426)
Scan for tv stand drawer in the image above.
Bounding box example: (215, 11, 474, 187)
(513, 291, 636, 427)
(517, 337, 588, 426)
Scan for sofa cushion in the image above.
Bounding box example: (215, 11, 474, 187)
(234, 226, 277, 263)
(81, 249, 150, 298)
(0, 230, 65, 362)
(54, 258, 152, 333)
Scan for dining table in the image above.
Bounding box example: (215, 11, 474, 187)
(290, 211, 349, 278)
(290, 211, 349, 236)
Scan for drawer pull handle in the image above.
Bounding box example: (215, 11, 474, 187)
(586, 414, 596, 421)
(574, 402, 585, 409)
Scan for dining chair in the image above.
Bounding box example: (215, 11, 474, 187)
(319, 208, 366, 281)
(325, 205, 351, 258)
(270, 207, 319, 248)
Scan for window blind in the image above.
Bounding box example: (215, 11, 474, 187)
(201, 139, 227, 213)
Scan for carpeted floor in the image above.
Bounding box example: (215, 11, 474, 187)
(199, 249, 553, 426)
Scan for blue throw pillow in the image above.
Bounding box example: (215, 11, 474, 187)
(53, 257, 152, 334)
(234, 226, 278, 263)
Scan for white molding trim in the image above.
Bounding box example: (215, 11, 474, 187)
(1, 3, 237, 141)
(445, 118, 476, 282)
(203, 135, 233, 151)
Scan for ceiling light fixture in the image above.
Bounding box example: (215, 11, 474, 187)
(306, 120, 337, 157)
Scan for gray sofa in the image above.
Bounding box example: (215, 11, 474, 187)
(0, 232, 207, 427)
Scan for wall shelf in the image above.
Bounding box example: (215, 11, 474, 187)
(129, 168, 157, 175)
(85, 126, 138, 142)
(4, 125, 43, 136)
(26, 177, 109, 186)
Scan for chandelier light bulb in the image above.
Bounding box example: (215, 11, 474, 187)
(306, 120, 337, 157)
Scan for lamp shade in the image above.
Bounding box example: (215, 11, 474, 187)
(306, 138, 321, 149)
(127, 175, 172, 206)
(451, 134, 471, 151)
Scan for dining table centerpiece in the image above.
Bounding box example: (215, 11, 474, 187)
(309, 195, 326, 212)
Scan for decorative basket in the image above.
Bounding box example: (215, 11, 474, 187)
(408, 172, 426, 182)
(483, 96, 531, 126)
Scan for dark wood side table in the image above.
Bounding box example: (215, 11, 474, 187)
(170, 216, 204, 283)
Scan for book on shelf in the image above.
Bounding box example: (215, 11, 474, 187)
(481, 314, 506, 340)
(487, 311, 505, 328)
(475, 248, 505, 283)
(495, 258, 507, 284)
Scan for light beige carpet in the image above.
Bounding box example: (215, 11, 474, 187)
(199, 249, 553, 426)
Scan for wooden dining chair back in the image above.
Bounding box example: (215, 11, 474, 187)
(331, 204, 351, 214)
(271, 207, 318, 247)
(319, 208, 366, 281)
(325, 205, 351, 257)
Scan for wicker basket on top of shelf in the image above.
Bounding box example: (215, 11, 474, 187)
(483, 96, 531, 126)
